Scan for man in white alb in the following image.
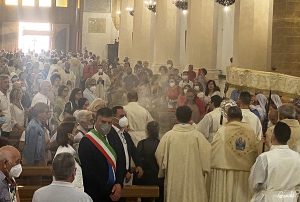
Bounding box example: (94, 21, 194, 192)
(123, 91, 153, 146)
(238, 91, 263, 141)
(249, 122, 300, 202)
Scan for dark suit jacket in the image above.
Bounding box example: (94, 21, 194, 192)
(78, 136, 123, 202)
(107, 127, 142, 177)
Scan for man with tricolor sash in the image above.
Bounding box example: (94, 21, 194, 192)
(79, 107, 123, 202)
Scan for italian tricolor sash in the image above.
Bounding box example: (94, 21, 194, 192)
(86, 129, 117, 170)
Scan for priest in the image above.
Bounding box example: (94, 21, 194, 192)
(210, 106, 258, 202)
(156, 106, 211, 202)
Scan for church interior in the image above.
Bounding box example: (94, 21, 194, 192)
(2, 0, 300, 202)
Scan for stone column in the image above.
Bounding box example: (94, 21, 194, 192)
(153, 0, 182, 68)
(186, 0, 218, 71)
(233, 0, 273, 71)
(118, 0, 134, 61)
(131, 0, 155, 63)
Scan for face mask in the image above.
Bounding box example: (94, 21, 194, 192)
(197, 92, 205, 99)
(167, 64, 172, 68)
(0, 116, 6, 125)
(182, 75, 188, 80)
(9, 164, 22, 178)
(90, 86, 96, 92)
(37, 78, 43, 83)
(169, 82, 175, 87)
(187, 96, 194, 101)
(119, 116, 128, 128)
(99, 123, 111, 136)
(194, 86, 200, 91)
(21, 86, 26, 92)
(184, 89, 188, 94)
(99, 69, 103, 74)
(88, 125, 94, 130)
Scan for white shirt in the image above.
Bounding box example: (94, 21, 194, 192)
(32, 181, 92, 202)
(241, 109, 263, 140)
(112, 125, 130, 170)
(31, 92, 51, 107)
(197, 107, 226, 143)
(10, 104, 24, 127)
(249, 145, 300, 201)
(0, 91, 15, 132)
(123, 102, 153, 132)
(178, 80, 193, 88)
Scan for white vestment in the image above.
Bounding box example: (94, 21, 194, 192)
(123, 102, 153, 145)
(60, 70, 76, 89)
(156, 124, 211, 202)
(241, 109, 263, 140)
(197, 107, 226, 143)
(92, 72, 111, 101)
(249, 145, 300, 202)
(210, 121, 258, 202)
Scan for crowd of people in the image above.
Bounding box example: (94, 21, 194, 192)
(0, 49, 300, 202)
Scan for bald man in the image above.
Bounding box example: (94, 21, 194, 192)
(0, 146, 22, 202)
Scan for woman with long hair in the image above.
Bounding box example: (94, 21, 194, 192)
(65, 88, 83, 114)
(204, 80, 221, 107)
(10, 87, 25, 128)
(53, 85, 69, 123)
(55, 120, 84, 190)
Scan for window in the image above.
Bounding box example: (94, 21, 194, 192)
(22, 0, 35, 6)
(39, 0, 52, 7)
(56, 0, 68, 7)
(5, 0, 18, 6)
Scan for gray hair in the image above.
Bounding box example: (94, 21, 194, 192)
(52, 153, 75, 181)
(278, 104, 296, 120)
(75, 110, 93, 123)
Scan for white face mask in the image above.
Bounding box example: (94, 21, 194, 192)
(182, 75, 188, 80)
(9, 164, 22, 178)
(90, 86, 96, 92)
(169, 82, 175, 87)
(194, 86, 200, 91)
(167, 64, 172, 68)
(184, 89, 188, 94)
(21, 86, 26, 92)
(119, 116, 129, 128)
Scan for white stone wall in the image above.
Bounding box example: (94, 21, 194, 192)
(81, 12, 119, 59)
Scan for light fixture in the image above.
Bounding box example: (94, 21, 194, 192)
(224, 6, 229, 12)
(216, 0, 235, 6)
(116, 10, 121, 15)
(144, 0, 156, 13)
(174, 0, 188, 11)
(182, 10, 188, 15)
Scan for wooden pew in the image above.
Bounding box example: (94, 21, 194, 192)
(18, 185, 159, 202)
(17, 167, 159, 202)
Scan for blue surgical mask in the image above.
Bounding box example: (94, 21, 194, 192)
(0, 116, 6, 125)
